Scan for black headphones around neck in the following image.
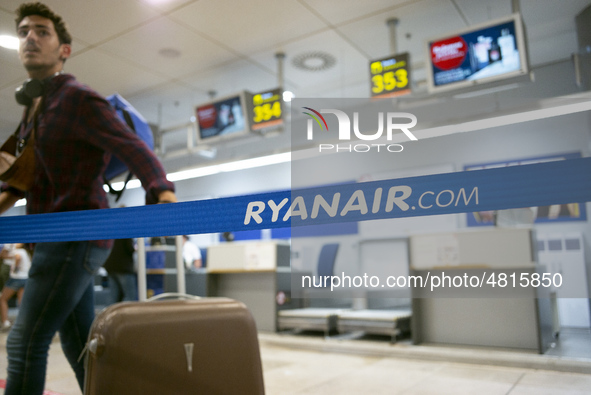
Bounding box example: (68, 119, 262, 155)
(14, 72, 62, 107)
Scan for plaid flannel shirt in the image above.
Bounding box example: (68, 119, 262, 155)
(3, 74, 174, 248)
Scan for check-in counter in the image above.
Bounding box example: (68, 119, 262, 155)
(205, 241, 302, 332)
(409, 228, 554, 353)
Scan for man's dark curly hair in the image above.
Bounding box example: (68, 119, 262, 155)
(15, 2, 72, 45)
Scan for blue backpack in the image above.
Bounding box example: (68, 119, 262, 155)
(104, 93, 154, 201)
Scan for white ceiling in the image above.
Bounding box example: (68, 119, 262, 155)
(0, 0, 590, 173)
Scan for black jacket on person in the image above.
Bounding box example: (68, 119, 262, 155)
(103, 238, 135, 274)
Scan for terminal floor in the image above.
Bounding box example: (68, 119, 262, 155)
(1, 329, 591, 394)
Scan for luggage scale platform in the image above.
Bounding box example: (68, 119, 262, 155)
(277, 308, 349, 337)
(336, 308, 411, 342)
(278, 307, 411, 341)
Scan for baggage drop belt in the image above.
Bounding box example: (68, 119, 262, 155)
(0, 157, 590, 244)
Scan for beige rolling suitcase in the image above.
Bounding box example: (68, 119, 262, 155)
(84, 296, 265, 394)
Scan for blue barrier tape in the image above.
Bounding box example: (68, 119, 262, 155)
(1, 157, 590, 244)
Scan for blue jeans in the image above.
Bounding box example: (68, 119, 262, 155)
(108, 273, 138, 303)
(5, 241, 110, 395)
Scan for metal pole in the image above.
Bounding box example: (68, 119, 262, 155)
(275, 52, 286, 90)
(176, 235, 186, 294)
(137, 237, 147, 301)
(186, 124, 193, 151)
(387, 18, 399, 55)
(156, 104, 164, 155)
(573, 53, 582, 88)
(153, 125, 162, 156)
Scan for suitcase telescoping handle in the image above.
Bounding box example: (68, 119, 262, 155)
(137, 235, 186, 301)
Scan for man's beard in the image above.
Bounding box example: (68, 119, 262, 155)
(22, 48, 63, 73)
(24, 62, 46, 72)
